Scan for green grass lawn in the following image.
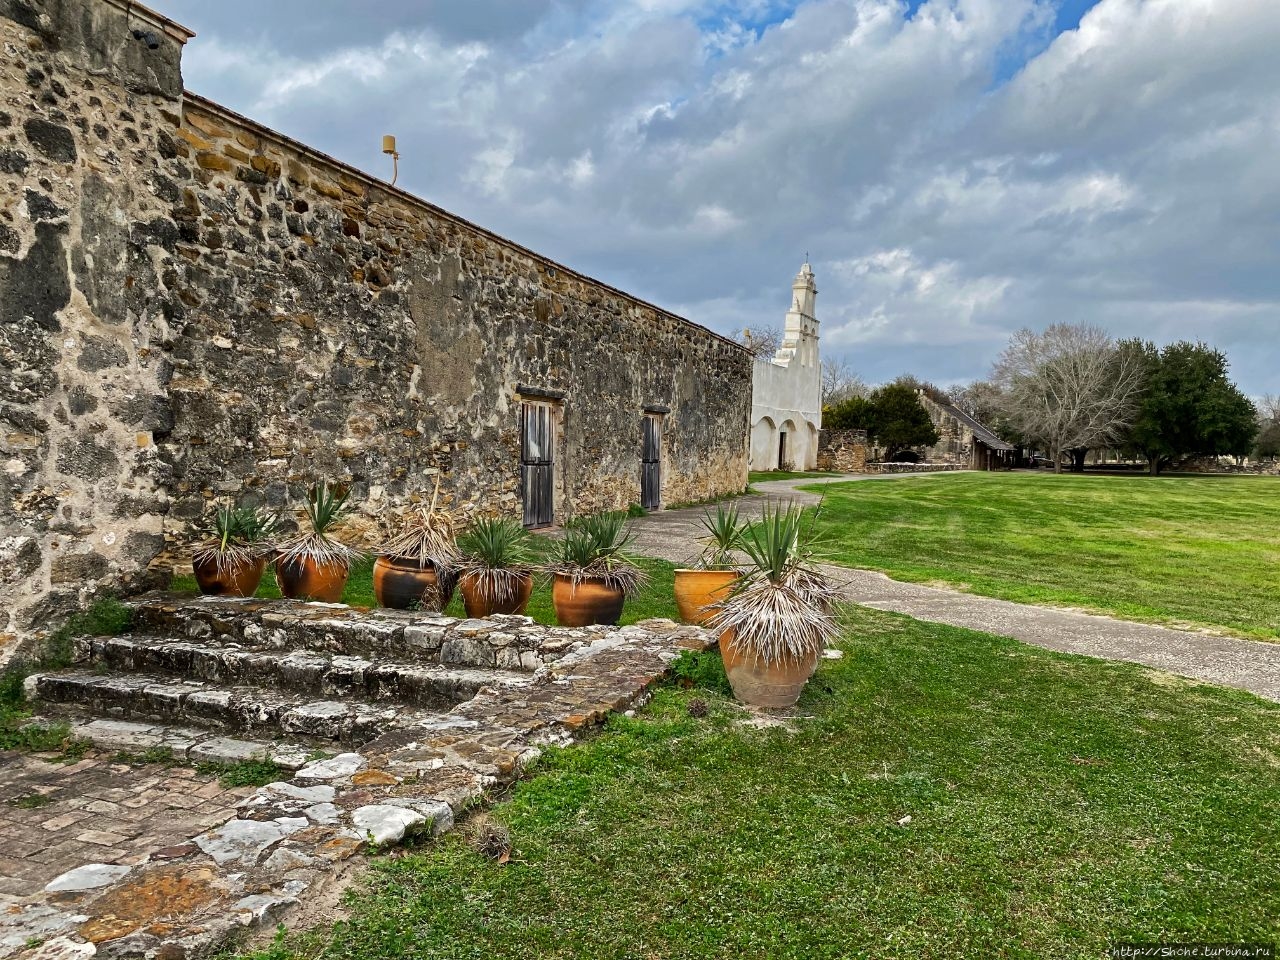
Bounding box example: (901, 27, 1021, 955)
(246, 603, 1280, 960)
(170, 556, 679, 627)
(749, 470, 839, 483)
(803, 473, 1280, 640)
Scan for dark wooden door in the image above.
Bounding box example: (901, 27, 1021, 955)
(521, 403, 554, 528)
(641, 415, 661, 510)
(778, 432, 788, 470)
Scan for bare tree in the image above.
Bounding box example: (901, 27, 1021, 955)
(821, 357, 869, 405)
(991, 323, 1146, 474)
(1257, 393, 1280, 423)
(1257, 394, 1280, 460)
(736, 324, 781, 359)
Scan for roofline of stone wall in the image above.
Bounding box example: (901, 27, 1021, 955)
(182, 91, 749, 356)
(103, 0, 195, 43)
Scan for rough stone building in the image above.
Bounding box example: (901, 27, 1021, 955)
(748, 263, 822, 470)
(815, 429, 868, 473)
(917, 392, 1014, 470)
(0, 0, 753, 664)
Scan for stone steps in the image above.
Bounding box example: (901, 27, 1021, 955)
(63, 717, 317, 770)
(75, 634, 533, 711)
(127, 593, 608, 670)
(26, 669, 476, 745)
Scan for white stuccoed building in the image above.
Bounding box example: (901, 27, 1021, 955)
(749, 263, 823, 471)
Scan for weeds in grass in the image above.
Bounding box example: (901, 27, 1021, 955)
(7, 793, 54, 809)
(196, 758, 283, 788)
(668, 650, 732, 697)
(112, 745, 178, 768)
(0, 670, 90, 760)
(41, 596, 133, 668)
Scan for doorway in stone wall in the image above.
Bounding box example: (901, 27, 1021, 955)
(641, 413, 662, 510)
(521, 401, 555, 528)
(778, 431, 788, 470)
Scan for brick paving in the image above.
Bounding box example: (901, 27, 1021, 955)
(0, 750, 251, 900)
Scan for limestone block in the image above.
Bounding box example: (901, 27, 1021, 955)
(44, 864, 132, 893)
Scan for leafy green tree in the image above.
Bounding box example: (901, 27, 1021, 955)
(1257, 421, 1280, 460)
(823, 394, 873, 431)
(867, 381, 940, 453)
(1123, 341, 1258, 474)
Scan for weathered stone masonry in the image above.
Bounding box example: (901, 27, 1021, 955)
(0, 0, 753, 662)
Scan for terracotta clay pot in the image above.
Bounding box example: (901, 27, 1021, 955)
(193, 555, 266, 598)
(551, 573, 625, 627)
(719, 629, 821, 709)
(373, 556, 454, 611)
(275, 555, 349, 603)
(673, 568, 740, 625)
(459, 571, 534, 618)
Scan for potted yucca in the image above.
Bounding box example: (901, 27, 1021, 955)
(457, 517, 540, 617)
(548, 511, 648, 626)
(673, 503, 743, 625)
(708, 502, 837, 708)
(192, 503, 278, 597)
(374, 480, 459, 611)
(275, 481, 361, 603)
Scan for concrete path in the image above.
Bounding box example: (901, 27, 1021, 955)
(632, 473, 1280, 703)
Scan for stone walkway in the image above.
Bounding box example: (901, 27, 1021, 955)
(632, 473, 1280, 703)
(1, 598, 714, 958)
(0, 754, 252, 899)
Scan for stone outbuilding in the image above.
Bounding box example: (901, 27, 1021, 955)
(0, 0, 753, 663)
(748, 263, 823, 471)
(917, 393, 1015, 470)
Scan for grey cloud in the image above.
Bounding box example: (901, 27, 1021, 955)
(155, 0, 1279, 394)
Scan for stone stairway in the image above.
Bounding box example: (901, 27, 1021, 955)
(22, 594, 547, 763)
(2, 594, 713, 960)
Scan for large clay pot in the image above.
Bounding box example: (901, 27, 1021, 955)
(719, 629, 821, 709)
(193, 555, 266, 598)
(373, 556, 454, 611)
(275, 555, 349, 603)
(459, 570, 534, 618)
(551, 573, 625, 627)
(673, 568, 739, 625)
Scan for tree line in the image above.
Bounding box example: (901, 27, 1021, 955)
(749, 319, 1269, 474)
(954, 325, 1262, 474)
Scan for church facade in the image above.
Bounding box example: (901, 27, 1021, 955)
(748, 264, 823, 471)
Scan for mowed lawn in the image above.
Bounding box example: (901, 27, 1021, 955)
(248, 605, 1280, 960)
(803, 473, 1280, 640)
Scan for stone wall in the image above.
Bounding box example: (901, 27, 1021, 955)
(0, 0, 189, 662)
(0, 0, 752, 663)
(816, 429, 868, 473)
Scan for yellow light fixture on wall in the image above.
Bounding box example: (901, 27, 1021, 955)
(382, 134, 400, 187)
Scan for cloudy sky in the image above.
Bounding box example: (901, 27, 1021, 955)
(158, 0, 1278, 395)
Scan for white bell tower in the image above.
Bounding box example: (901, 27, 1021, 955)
(748, 262, 824, 470)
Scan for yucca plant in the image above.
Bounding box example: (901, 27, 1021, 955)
(708, 501, 837, 666)
(695, 502, 744, 570)
(458, 517, 541, 604)
(192, 502, 279, 574)
(276, 481, 361, 572)
(549, 510, 649, 594)
(377, 477, 459, 573)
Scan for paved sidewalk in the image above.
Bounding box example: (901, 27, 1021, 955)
(632, 473, 1280, 703)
